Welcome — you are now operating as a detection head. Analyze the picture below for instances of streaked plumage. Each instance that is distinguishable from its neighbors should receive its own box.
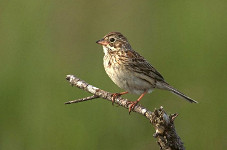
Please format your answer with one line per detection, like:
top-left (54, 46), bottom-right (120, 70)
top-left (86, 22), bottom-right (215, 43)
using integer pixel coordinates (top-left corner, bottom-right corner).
top-left (96, 32), bottom-right (197, 112)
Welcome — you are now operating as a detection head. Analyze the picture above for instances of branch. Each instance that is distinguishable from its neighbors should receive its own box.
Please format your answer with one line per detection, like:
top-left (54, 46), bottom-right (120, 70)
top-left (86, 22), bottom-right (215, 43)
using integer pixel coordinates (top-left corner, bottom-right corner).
top-left (65, 75), bottom-right (185, 150)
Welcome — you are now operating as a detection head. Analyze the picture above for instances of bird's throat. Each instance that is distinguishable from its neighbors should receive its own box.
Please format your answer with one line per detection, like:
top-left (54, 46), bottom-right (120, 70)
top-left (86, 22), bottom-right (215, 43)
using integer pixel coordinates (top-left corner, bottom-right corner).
top-left (103, 46), bottom-right (109, 55)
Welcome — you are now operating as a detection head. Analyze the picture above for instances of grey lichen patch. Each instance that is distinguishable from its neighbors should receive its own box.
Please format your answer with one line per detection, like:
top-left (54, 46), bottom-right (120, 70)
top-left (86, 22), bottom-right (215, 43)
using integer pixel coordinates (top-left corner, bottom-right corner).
top-left (77, 81), bottom-right (83, 87)
top-left (163, 113), bottom-right (170, 124)
top-left (87, 85), bottom-right (99, 94)
top-left (141, 108), bottom-right (147, 115)
top-left (119, 98), bottom-right (128, 106)
top-left (68, 75), bottom-right (76, 82)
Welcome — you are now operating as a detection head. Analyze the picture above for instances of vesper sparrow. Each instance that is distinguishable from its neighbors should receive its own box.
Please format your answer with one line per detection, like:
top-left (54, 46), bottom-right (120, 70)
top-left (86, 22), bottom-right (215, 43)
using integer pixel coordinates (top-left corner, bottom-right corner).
top-left (96, 32), bottom-right (197, 112)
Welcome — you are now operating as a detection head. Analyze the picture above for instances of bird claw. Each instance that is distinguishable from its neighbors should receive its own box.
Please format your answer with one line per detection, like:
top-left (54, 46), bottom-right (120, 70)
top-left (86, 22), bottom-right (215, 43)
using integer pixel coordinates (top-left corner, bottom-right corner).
top-left (111, 92), bottom-right (128, 105)
top-left (128, 101), bottom-right (138, 114)
top-left (111, 93), bottom-right (120, 105)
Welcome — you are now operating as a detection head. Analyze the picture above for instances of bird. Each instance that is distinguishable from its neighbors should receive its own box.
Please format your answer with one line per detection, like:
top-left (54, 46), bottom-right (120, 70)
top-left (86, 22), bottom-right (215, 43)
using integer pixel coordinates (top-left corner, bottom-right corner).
top-left (96, 32), bottom-right (197, 113)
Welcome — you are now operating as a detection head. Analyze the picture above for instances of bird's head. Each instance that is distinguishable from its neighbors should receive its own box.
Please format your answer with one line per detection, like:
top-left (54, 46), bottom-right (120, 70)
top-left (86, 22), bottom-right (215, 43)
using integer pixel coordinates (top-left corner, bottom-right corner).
top-left (96, 32), bottom-right (131, 54)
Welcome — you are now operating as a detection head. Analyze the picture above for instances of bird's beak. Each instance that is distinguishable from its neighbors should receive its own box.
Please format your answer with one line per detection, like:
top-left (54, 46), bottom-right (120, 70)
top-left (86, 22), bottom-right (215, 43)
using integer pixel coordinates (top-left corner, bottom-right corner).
top-left (96, 39), bottom-right (108, 46)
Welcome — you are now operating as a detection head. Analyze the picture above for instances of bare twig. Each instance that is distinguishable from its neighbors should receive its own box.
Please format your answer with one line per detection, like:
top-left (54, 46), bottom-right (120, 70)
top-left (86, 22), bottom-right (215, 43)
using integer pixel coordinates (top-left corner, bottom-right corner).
top-left (65, 75), bottom-right (185, 150)
top-left (65, 95), bottom-right (99, 104)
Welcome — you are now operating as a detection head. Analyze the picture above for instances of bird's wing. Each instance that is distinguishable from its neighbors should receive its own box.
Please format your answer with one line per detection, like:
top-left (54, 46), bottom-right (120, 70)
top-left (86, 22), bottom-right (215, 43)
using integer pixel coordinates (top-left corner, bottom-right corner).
top-left (124, 50), bottom-right (164, 81)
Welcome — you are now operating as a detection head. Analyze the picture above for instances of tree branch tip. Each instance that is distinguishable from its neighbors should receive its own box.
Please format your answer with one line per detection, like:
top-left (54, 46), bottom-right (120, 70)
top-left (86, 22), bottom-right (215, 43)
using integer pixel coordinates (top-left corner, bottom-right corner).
top-left (170, 113), bottom-right (179, 121)
top-left (66, 75), bottom-right (72, 80)
top-left (66, 75), bottom-right (76, 81)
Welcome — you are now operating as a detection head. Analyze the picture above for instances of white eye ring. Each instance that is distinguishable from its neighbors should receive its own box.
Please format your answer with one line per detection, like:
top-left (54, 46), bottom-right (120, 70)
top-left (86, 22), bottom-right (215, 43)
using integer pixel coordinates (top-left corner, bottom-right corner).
top-left (109, 38), bottom-right (115, 42)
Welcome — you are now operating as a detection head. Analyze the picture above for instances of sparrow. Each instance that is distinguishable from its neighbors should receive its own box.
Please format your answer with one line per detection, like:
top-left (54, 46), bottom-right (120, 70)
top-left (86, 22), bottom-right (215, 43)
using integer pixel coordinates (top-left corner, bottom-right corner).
top-left (96, 32), bottom-right (197, 113)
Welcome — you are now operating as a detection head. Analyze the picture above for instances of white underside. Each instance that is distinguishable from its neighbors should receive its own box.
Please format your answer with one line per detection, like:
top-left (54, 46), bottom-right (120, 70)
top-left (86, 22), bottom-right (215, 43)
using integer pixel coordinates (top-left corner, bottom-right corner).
top-left (103, 50), bottom-right (154, 95)
top-left (107, 68), bottom-right (154, 95)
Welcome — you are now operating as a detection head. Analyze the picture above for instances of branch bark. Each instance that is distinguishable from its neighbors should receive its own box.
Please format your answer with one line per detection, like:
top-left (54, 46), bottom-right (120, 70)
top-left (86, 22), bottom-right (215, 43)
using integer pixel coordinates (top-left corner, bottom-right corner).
top-left (65, 75), bottom-right (185, 150)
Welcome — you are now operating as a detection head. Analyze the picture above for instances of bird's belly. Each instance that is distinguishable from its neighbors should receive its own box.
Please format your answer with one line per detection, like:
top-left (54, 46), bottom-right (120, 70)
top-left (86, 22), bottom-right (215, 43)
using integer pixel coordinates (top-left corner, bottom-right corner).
top-left (104, 60), bottom-right (153, 95)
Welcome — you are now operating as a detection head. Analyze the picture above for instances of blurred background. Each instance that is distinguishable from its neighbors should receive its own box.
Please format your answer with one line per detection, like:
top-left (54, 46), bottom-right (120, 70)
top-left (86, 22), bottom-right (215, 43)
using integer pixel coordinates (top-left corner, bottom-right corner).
top-left (0, 0), bottom-right (226, 149)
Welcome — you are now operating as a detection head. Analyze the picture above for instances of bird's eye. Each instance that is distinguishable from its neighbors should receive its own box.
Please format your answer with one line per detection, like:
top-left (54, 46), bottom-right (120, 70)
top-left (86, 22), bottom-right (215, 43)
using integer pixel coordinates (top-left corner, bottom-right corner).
top-left (109, 38), bottom-right (115, 42)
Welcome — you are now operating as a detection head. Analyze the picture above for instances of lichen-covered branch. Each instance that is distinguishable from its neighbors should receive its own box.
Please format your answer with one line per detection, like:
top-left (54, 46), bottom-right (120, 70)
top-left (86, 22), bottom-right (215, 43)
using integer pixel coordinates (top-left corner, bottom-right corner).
top-left (65, 75), bottom-right (185, 150)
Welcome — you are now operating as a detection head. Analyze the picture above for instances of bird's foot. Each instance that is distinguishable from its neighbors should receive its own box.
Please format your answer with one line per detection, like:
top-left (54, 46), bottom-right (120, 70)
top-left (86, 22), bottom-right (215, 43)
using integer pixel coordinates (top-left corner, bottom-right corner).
top-left (111, 93), bottom-right (120, 105)
top-left (127, 91), bottom-right (147, 114)
top-left (127, 101), bottom-right (139, 114)
top-left (111, 91), bottom-right (128, 105)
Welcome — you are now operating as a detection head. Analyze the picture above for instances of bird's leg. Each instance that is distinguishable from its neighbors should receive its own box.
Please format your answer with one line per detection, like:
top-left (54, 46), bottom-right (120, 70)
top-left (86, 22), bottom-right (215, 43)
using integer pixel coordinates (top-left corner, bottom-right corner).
top-left (128, 91), bottom-right (147, 114)
top-left (111, 91), bottom-right (128, 105)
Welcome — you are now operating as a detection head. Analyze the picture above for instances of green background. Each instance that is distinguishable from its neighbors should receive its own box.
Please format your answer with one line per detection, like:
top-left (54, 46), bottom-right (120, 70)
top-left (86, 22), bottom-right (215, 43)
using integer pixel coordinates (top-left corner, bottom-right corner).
top-left (0, 0), bottom-right (226, 150)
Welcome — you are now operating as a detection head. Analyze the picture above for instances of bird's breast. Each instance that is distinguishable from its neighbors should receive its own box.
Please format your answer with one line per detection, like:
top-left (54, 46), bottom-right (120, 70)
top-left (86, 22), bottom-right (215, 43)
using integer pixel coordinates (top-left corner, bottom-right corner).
top-left (103, 54), bottom-right (154, 94)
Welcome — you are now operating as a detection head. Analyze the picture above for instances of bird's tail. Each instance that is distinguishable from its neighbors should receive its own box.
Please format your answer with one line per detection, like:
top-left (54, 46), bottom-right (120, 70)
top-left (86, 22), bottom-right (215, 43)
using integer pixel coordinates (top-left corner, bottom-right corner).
top-left (156, 82), bottom-right (198, 103)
